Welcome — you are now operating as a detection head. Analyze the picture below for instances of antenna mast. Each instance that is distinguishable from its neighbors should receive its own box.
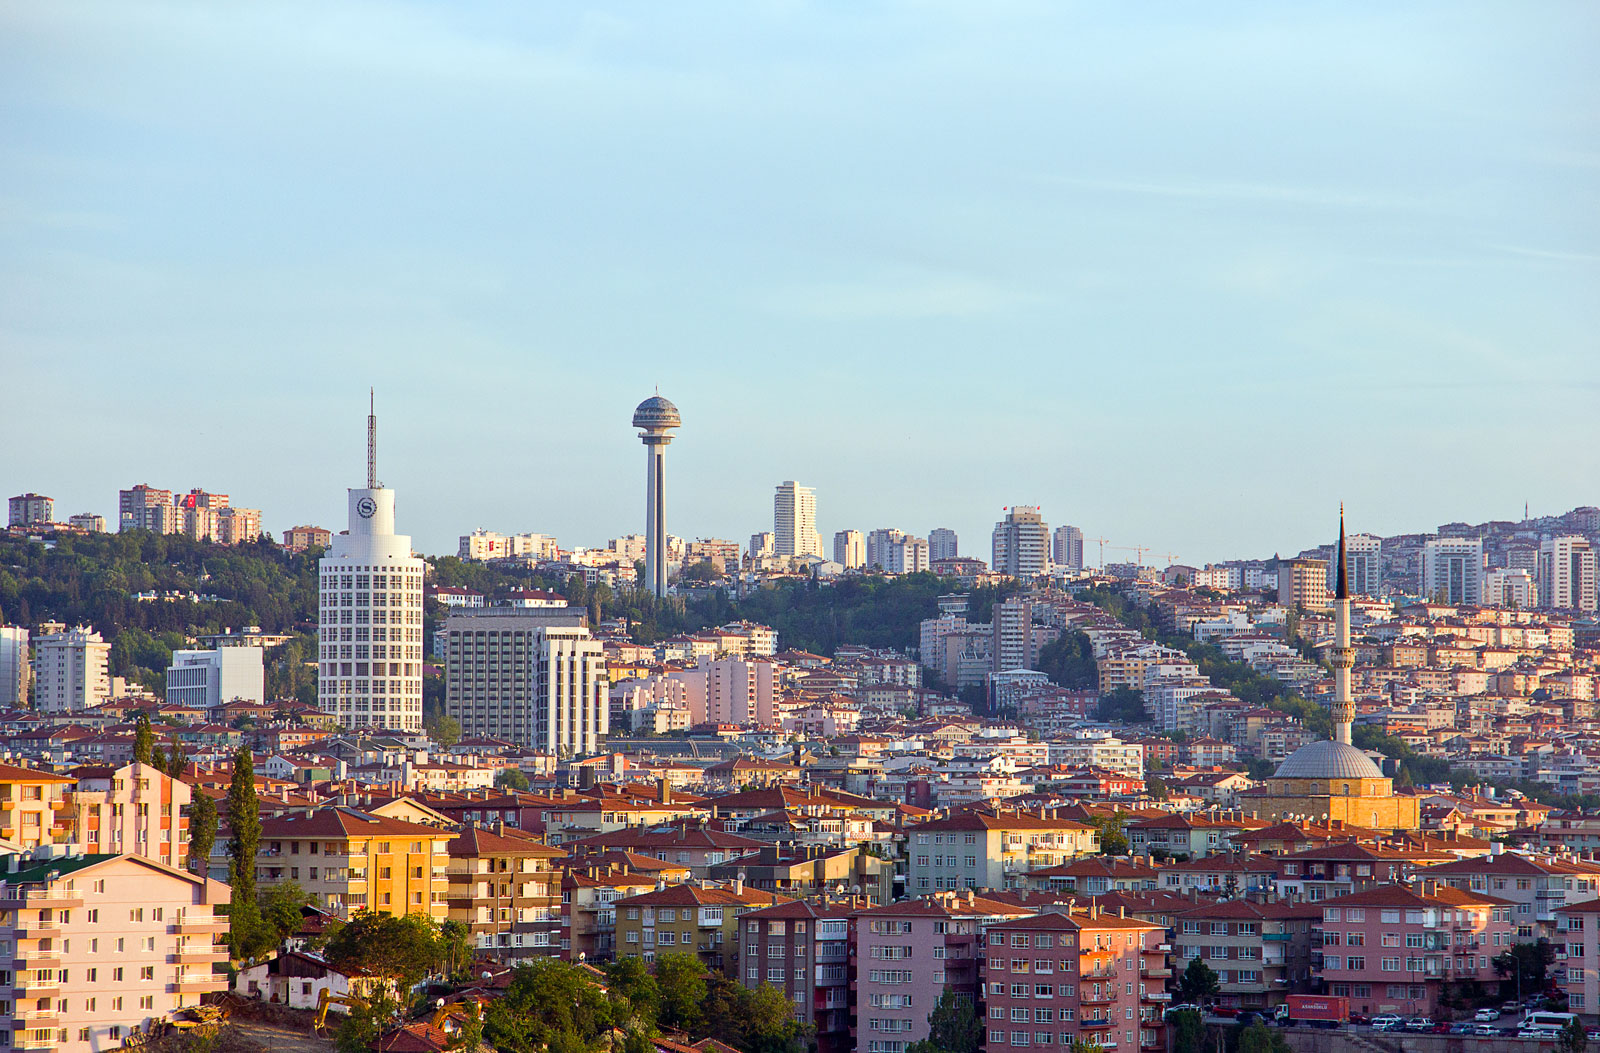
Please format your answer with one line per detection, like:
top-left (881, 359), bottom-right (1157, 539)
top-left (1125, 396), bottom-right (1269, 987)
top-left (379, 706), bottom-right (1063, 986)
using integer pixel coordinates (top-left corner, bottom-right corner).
top-left (367, 388), bottom-right (378, 489)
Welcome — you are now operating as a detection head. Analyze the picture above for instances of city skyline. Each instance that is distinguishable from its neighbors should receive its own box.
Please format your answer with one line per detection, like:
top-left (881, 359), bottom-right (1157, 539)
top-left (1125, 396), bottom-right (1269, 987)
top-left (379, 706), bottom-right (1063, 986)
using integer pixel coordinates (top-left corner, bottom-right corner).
top-left (3, 3), bottom-right (1597, 562)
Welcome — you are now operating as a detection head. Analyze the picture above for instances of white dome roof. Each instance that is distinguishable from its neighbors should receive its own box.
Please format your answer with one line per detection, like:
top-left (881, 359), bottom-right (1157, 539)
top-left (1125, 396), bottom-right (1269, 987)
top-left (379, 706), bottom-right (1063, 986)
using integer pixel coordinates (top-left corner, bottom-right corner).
top-left (1272, 739), bottom-right (1386, 781)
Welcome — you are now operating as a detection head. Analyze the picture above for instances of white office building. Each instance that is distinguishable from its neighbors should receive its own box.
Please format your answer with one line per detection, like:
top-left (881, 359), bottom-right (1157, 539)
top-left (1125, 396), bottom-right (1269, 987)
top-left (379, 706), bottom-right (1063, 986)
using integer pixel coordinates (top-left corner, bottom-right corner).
top-left (166, 646), bottom-right (265, 709)
top-left (1421, 538), bottom-right (1484, 605)
top-left (929, 528), bottom-right (959, 562)
top-left (773, 481), bottom-right (823, 559)
top-left (1539, 536), bottom-right (1598, 612)
top-left (833, 529), bottom-right (865, 570)
top-left (992, 506), bottom-right (1050, 580)
top-left (1483, 569), bottom-right (1538, 609)
top-left (443, 607), bottom-right (607, 754)
top-left (0, 626), bottom-right (28, 707)
top-left (32, 625), bottom-right (111, 713)
top-left (1332, 532), bottom-right (1383, 597)
top-left (317, 401), bottom-right (426, 731)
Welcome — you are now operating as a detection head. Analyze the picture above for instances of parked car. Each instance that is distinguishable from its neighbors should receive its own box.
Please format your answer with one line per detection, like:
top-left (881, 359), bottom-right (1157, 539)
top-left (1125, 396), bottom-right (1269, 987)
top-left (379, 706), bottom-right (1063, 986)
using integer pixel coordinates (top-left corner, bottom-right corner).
top-left (1471, 1026), bottom-right (1500, 1037)
top-left (1475, 1008), bottom-right (1501, 1023)
top-left (1369, 1015), bottom-right (1403, 1031)
top-left (1213, 1007), bottom-right (1239, 1018)
top-left (1585, 1030), bottom-right (1600, 1042)
top-left (1404, 1018), bottom-right (1435, 1032)
top-left (1164, 1005), bottom-right (1201, 1018)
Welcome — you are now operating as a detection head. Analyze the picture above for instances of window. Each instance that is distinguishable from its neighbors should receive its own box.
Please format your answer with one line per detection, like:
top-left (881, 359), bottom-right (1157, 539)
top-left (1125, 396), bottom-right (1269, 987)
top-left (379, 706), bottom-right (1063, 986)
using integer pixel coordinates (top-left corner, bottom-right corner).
top-left (141, 967), bottom-right (154, 981)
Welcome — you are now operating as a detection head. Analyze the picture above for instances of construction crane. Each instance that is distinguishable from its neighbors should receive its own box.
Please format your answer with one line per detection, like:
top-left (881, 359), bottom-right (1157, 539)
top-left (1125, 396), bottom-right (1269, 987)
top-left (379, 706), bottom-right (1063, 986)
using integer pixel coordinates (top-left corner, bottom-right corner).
top-left (1156, 552), bottom-right (1179, 566)
top-left (1085, 537), bottom-right (1111, 568)
top-left (1108, 544), bottom-right (1151, 566)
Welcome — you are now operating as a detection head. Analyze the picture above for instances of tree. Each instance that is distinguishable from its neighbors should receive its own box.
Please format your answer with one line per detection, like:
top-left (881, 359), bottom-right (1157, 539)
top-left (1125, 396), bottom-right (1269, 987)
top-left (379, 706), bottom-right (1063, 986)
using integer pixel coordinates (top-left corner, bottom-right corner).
top-left (440, 919), bottom-right (474, 983)
top-left (1095, 687), bottom-right (1148, 724)
top-left (259, 881), bottom-right (312, 946)
top-left (1238, 1023), bottom-right (1291, 1053)
top-left (1495, 940), bottom-right (1556, 996)
top-left (1147, 777), bottom-right (1169, 801)
top-left (654, 951), bottom-right (707, 1034)
top-left (1169, 1010), bottom-right (1205, 1053)
top-left (133, 714), bottom-right (154, 765)
top-left (906, 990), bottom-right (981, 1053)
top-left (605, 956), bottom-right (660, 1028)
top-left (448, 1003), bottom-right (487, 1053)
top-left (427, 714), bottom-right (462, 747)
top-left (227, 746), bottom-right (262, 957)
top-left (324, 911), bottom-right (444, 993)
top-left (1086, 812), bottom-right (1130, 856)
top-left (151, 744), bottom-right (168, 774)
top-left (335, 988), bottom-right (403, 1053)
top-left (166, 742), bottom-right (188, 779)
top-left (485, 958), bottom-right (621, 1053)
top-left (1178, 957), bottom-right (1221, 1005)
top-left (1558, 1019), bottom-right (1588, 1053)
top-left (188, 788), bottom-right (217, 876)
top-left (496, 768), bottom-right (531, 791)
top-left (701, 979), bottom-right (809, 1053)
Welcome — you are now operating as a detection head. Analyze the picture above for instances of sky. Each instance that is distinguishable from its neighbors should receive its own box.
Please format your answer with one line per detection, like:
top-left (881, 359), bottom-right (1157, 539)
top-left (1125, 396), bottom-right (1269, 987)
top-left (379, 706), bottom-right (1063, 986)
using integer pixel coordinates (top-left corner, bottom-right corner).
top-left (3, 1), bottom-right (1597, 564)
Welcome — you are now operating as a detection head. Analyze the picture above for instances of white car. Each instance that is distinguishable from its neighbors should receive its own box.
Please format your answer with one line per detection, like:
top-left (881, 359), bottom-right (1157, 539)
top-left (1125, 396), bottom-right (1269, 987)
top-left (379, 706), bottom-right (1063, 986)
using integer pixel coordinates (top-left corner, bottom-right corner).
top-left (1369, 1015), bottom-right (1403, 1031)
top-left (1474, 1009), bottom-right (1500, 1023)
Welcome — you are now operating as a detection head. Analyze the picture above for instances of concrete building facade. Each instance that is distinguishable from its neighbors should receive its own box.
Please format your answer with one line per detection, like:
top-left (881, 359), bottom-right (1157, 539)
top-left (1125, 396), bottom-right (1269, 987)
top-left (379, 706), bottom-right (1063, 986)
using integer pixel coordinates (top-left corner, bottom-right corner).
top-left (32, 626), bottom-right (111, 714)
top-left (775, 481), bottom-right (823, 559)
top-left (165, 646), bottom-right (265, 709)
top-left (993, 508), bottom-right (1049, 581)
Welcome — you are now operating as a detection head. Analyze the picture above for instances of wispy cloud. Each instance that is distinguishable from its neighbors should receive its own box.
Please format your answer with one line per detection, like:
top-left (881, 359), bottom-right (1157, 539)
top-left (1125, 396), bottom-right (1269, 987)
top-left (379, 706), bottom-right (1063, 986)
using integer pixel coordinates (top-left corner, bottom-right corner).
top-left (762, 271), bottom-right (1032, 320)
top-left (1489, 244), bottom-right (1600, 264)
top-left (1040, 174), bottom-right (1426, 213)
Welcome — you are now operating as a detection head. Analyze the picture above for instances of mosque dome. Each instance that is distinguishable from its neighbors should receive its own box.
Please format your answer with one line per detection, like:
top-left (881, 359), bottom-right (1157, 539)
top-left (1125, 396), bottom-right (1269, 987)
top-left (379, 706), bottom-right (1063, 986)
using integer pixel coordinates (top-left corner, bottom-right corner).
top-left (632, 396), bottom-right (681, 430)
top-left (1272, 739), bottom-right (1386, 781)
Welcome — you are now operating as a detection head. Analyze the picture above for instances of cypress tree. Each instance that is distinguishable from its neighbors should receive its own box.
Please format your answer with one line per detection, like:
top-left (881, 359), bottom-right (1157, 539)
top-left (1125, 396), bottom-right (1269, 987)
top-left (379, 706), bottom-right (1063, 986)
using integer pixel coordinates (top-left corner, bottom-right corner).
top-left (188, 788), bottom-right (217, 876)
top-left (226, 747), bottom-right (261, 954)
top-left (133, 715), bottom-right (154, 765)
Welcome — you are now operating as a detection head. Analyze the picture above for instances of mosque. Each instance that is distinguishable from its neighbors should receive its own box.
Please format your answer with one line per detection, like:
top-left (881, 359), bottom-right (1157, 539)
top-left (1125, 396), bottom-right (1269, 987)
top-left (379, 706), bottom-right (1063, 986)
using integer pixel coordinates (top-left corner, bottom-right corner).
top-left (1241, 512), bottom-right (1422, 832)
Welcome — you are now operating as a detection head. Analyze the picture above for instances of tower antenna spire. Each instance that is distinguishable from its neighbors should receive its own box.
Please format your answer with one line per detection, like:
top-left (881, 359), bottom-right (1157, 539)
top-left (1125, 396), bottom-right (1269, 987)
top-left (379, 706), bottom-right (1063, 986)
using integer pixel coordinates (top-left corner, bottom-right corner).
top-left (367, 388), bottom-right (378, 489)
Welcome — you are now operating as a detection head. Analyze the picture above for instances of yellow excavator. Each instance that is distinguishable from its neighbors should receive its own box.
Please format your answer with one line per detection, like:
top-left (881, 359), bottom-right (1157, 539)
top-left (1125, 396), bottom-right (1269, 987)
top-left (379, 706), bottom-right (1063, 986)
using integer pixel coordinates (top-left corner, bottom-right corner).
top-left (314, 989), bottom-right (367, 1034)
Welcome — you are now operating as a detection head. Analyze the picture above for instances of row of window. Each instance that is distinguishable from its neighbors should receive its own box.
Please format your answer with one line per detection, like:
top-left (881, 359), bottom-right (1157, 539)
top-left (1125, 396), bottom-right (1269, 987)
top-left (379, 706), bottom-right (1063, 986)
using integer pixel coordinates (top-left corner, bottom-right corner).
top-left (988, 1030), bottom-right (1134, 1047)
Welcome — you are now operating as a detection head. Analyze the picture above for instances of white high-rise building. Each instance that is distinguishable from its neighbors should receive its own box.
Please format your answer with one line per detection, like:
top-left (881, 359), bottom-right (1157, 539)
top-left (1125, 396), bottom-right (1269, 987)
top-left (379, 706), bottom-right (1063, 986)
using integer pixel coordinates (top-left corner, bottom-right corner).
top-left (992, 506), bottom-right (1049, 580)
top-left (833, 529), bottom-right (865, 570)
top-left (1051, 525), bottom-right (1084, 571)
top-left (443, 607), bottom-right (607, 754)
top-left (166, 646), bottom-right (265, 709)
top-left (866, 528), bottom-right (926, 573)
top-left (32, 625), bottom-right (111, 713)
top-left (1539, 536), bottom-right (1598, 612)
top-left (1421, 538), bottom-right (1483, 605)
top-left (0, 626), bottom-right (28, 706)
top-left (929, 528), bottom-right (959, 562)
top-left (1483, 569), bottom-right (1538, 609)
top-left (317, 397), bottom-right (426, 731)
top-left (773, 481), bottom-right (822, 558)
top-left (1331, 532), bottom-right (1383, 597)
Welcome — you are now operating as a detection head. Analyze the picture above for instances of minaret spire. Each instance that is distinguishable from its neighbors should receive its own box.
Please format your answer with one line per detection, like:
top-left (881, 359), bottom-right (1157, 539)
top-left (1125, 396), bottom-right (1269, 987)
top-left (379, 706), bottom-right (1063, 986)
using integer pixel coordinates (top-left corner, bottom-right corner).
top-left (1335, 503), bottom-right (1348, 601)
top-left (1329, 503), bottom-right (1355, 745)
top-left (366, 388), bottom-right (378, 490)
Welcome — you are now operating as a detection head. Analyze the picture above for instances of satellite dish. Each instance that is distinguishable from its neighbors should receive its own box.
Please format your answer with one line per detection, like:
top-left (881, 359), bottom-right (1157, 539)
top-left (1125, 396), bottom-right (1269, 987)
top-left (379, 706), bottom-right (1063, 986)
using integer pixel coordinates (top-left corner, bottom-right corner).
top-left (482, 971), bottom-right (492, 980)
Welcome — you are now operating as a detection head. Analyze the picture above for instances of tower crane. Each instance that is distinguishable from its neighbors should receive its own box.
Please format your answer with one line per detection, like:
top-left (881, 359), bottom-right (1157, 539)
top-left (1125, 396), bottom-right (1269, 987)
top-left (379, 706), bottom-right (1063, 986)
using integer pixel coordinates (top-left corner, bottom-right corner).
top-left (1085, 537), bottom-right (1111, 568)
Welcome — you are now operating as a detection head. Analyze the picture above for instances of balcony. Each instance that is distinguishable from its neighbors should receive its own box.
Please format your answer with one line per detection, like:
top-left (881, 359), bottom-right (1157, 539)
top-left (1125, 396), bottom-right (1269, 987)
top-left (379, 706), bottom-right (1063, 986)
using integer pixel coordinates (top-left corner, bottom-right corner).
top-left (14, 1006), bottom-right (61, 1026)
top-left (171, 914), bottom-right (228, 935)
top-left (171, 945), bottom-right (230, 964)
top-left (14, 973), bottom-right (59, 992)
top-left (1080, 1018), bottom-right (1116, 1030)
top-left (1082, 991), bottom-right (1116, 1005)
top-left (1262, 933), bottom-right (1292, 942)
top-left (14, 918), bottom-right (60, 938)
top-left (0, 889), bottom-right (83, 909)
top-left (14, 951), bottom-right (62, 970)
top-left (1142, 992), bottom-right (1172, 1003)
top-left (173, 972), bottom-right (228, 989)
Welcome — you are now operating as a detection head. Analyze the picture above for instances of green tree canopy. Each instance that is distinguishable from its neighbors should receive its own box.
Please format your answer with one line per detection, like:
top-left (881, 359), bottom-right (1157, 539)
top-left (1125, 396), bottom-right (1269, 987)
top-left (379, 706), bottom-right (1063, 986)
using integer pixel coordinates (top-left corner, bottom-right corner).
top-left (906, 990), bottom-right (981, 1053)
top-left (484, 958), bottom-right (622, 1053)
top-left (324, 911), bottom-right (444, 992)
top-left (187, 788), bottom-right (217, 876)
top-left (496, 768), bottom-right (531, 791)
top-left (226, 746), bottom-right (262, 957)
top-left (605, 956), bottom-right (660, 1028)
top-left (654, 952), bottom-right (708, 1034)
top-left (1178, 957), bottom-right (1221, 1004)
top-left (133, 715), bottom-right (154, 765)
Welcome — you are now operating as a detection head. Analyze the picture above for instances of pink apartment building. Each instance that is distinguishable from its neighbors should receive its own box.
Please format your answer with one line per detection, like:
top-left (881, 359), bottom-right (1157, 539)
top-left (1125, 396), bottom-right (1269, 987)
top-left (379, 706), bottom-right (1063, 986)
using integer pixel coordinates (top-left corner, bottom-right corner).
top-left (1314, 880), bottom-right (1515, 1018)
top-left (0, 853), bottom-right (229, 1053)
top-left (1556, 898), bottom-right (1600, 1017)
top-left (980, 906), bottom-right (1168, 1053)
top-left (853, 893), bottom-right (1033, 1053)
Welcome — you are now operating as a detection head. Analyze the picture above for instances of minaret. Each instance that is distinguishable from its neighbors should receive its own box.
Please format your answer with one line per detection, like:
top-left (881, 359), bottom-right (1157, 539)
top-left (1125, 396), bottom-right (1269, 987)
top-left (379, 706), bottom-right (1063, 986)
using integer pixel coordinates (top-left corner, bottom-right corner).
top-left (633, 395), bottom-right (682, 598)
top-left (1329, 505), bottom-right (1356, 745)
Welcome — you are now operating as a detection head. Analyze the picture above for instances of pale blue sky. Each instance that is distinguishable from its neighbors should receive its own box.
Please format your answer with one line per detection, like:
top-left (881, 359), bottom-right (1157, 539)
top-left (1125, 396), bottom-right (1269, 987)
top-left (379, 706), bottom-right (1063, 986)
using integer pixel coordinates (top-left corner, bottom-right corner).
top-left (3, 2), bottom-right (1596, 562)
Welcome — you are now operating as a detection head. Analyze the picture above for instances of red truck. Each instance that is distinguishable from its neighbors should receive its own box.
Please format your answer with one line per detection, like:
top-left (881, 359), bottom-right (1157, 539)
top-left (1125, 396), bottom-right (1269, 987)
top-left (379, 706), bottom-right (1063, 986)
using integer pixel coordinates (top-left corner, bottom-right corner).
top-left (1276, 995), bottom-right (1350, 1029)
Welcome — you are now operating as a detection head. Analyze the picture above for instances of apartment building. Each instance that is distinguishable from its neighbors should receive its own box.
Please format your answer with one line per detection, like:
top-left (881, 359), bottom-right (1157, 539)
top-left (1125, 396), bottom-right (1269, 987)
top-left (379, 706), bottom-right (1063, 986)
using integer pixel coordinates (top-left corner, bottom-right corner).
top-left (1418, 851), bottom-right (1600, 940)
top-left (930, 528), bottom-right (960, 562)
top-left (1313, 881), bottom-right (1515, 1018)
top-left (980, 905), bottom-right (1168, 1053)
top-left (774, 482), bottom-right (823, 559)
top-left (446, 824), bottom-right (565, 961)
top-left (256, 807), bottom-right (456, 920)
top-left (907, 811), bottom-right (1100, 893)
top-left (0, 626), bottom-right (28, 707)
top-left (1540, 536), bottom-right (1598, 612)
top-left (1277, 559), bottom-right (1328, 611)
top-left (739, 899), bottom-right (855, 1053)
top-left (282, 525), bottom-right (333, 553)
top-left (1051, 526), bottom-right (1084, 572)
top-left (1172, 899), bottom-right (1320, 1013)
top-left (855, 893), bottom-right (1035, 1053)
top-left (834, 531), bottom-right (867, 571)
top-left (118, 485), bottom-right (178, 534)
top-left (613, 879), bottom-right (791, 975)
top-left (31, 626), bottom-right (111, 714)
top-left (443, 607), bottom-right (608, 754)
top-left (7, 494), bottom-right (52, 527)
top-left (561, 865), bottom-right (659, 962)
top-left (63, 762), bottom-right (191, 869)
top-left (0, 764), bottom-right (76, 850)
top-left (0, 852), bottom-right (228, 1053)
top-left (1556, 897), bottom-right (1600, 1016)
